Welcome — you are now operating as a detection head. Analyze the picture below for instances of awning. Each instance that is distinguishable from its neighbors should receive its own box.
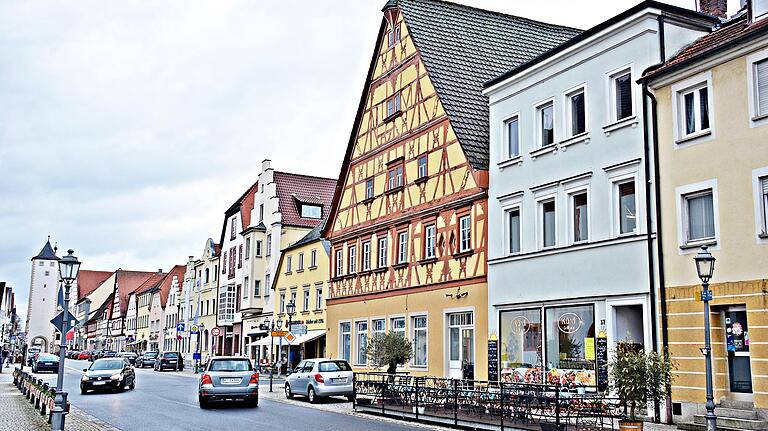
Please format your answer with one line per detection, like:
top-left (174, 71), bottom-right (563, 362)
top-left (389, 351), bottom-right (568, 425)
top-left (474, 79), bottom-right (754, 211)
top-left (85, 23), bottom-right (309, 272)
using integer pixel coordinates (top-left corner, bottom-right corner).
top-left (253, 329), bottom-right (326, 347)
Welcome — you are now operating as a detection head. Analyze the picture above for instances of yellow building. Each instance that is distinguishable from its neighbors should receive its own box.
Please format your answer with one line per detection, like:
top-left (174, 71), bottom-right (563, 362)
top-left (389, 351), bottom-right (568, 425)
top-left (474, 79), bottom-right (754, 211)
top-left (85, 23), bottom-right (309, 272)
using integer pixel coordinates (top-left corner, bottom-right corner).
top-left (264, 224), bottom-right (329, 368)
top-left (643, 5), bottom-right (768, 420)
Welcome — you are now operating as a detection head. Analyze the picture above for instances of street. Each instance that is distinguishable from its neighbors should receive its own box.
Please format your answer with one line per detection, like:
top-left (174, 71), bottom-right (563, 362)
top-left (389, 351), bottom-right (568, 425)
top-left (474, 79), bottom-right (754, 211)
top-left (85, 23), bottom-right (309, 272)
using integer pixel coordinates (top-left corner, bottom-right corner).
top-left (27, 360), bottom-right (426, 431)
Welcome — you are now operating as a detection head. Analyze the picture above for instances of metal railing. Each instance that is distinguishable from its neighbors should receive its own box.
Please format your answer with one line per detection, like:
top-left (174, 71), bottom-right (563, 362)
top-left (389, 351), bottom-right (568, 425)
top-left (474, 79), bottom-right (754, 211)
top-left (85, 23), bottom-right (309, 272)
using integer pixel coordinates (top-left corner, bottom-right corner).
top-left (13, 367), bottom-right (70, 423)
top-left (353, 372), bottom-right (624, 430)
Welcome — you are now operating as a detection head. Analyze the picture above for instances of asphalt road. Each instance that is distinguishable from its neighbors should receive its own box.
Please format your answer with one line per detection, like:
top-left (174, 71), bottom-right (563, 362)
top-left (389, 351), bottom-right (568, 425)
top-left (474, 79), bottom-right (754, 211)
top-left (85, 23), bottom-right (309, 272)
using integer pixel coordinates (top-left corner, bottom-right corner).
top-left (30, 359), bottom-right (424, 431)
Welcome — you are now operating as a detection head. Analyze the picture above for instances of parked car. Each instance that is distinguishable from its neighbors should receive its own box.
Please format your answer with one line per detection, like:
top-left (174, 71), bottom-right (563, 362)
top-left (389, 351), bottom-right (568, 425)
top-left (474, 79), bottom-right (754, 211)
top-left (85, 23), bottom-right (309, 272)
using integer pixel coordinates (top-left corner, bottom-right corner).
top-left (32, 353), bottom-right (59, 373)
top-left (136, 351), bottom-right (158, 368)
top-left (101, 350), bottom-right (117, 358)
top-left (154, 351), bottom-right (183, 371)
top-left (118, 352), bottom-right (138, 365)
top-left (78, 351), bottom-right (91, 360)
top-left (284, 359), bottom-right (354, 403)
top-left (80, 358), bottom-right (135, 394)
top-left (88, 350), bottom-right (103, 361)
top-left (198, 356), bottom-right (258, 408)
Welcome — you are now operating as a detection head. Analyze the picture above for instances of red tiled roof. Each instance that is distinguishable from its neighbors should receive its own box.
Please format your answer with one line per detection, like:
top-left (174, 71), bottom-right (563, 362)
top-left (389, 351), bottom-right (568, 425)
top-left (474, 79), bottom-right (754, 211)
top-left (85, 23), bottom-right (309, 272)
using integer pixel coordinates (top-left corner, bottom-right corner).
top-left (76, 270), bottom-right (113, 299)
top-left (116, 270), bottom-right (163, 319)
top-left (273, 171), bottom-right (336, 228)
top-left (135, 272), bottom-right (165, 295)
top-left (239, 182), bottom-right (258, 229)
top-left (157, 265), bottom-right (186, 307)
top-left (645, 14), bottom-right (768, 79)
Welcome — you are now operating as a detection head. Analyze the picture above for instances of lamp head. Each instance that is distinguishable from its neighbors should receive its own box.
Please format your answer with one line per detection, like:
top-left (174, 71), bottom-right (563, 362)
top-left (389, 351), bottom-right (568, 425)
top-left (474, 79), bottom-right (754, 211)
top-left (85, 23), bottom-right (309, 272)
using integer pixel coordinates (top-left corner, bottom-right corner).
top-left (58, 249), bottom-right (81, 283)
top-left (694, 246), bottom-right (716, 284)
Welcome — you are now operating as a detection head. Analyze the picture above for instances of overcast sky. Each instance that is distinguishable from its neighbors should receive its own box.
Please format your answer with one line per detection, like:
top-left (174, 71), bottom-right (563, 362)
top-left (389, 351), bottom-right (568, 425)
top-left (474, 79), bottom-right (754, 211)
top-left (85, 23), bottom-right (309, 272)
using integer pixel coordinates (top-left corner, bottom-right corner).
top-left (0, 0), bottom-right (736, 324)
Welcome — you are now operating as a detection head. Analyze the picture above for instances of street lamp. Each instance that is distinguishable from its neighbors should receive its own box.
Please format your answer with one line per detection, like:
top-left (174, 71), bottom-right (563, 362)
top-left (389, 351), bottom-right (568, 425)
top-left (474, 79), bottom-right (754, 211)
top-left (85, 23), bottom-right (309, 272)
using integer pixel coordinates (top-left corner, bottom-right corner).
top-left (694, 246), bottom-right (716, 431)
top-left (285, 301), bottom-right (296, 374)
top-left (52, 249), bottom-right (80, 431)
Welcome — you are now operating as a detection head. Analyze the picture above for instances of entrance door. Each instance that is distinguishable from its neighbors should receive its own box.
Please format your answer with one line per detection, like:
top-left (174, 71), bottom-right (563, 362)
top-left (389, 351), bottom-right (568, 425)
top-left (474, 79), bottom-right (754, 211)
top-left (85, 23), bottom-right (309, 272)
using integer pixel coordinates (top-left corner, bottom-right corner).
top-left (447, 312), bottom-right (474, 379)
top-left (724, 307), bottom-right (752, 394)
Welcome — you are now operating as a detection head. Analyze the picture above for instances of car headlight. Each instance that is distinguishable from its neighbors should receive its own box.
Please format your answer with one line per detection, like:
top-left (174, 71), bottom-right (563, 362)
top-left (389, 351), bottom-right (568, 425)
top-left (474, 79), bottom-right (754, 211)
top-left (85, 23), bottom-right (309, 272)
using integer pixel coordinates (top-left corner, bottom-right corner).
top-left (110, 373), bottom-right (122, 381)
top-left (81, 375), bottom-right (89, 382)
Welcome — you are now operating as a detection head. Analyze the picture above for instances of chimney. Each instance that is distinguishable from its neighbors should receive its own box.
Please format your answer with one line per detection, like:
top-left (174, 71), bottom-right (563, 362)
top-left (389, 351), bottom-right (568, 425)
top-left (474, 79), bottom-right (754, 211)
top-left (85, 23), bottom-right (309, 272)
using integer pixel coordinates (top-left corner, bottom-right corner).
top-left (158, 268), bottom-right (163, 274)
top-left (700, 0), bottom-right (727, 18)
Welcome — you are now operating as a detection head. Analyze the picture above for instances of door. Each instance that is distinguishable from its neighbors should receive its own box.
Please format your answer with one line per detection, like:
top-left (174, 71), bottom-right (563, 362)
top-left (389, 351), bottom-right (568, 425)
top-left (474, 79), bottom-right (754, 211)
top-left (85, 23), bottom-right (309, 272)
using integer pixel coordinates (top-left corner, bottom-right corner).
top-left (447, 312), bottom-right (474, 379)
top-left (724, 308), bottom-right (752, 394)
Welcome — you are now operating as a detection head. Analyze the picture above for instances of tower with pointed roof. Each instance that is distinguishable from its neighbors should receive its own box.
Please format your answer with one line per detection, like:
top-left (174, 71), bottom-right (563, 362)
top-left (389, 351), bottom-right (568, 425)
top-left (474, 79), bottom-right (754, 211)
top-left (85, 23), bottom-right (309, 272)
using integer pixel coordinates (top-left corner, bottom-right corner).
top-left (25, 237), bottom-right (61, 352)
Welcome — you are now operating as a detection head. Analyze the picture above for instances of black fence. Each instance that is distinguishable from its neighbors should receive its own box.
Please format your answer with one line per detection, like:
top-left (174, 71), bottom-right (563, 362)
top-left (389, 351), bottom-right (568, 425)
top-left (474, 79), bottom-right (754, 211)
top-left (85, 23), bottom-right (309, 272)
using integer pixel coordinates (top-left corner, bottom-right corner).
top-left (12, 367), bottom-right (70, 423)
top-left (353, 372), bottom-right (624, 430)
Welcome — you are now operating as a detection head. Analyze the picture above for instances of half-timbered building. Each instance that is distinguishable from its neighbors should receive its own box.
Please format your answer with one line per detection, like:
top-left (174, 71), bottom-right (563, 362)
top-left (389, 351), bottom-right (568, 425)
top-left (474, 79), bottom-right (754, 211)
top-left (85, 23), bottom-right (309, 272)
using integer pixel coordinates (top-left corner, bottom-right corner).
top-left (323, 0), bottom-right (579, 379)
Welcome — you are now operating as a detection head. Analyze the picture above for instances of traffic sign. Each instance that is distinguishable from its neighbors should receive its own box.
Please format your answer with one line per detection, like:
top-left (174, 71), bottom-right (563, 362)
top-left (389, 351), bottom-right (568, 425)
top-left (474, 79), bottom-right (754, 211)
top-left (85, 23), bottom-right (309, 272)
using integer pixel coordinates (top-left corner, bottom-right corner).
top-left (50, 309), bottom-right (79, 333)
top-left (176, 323), bottom-right (185, 332)
top-left (285, 333), bottom-right (296, 343)
top-left (190, 324), bottom-right (199, 334)
top-left (271, 330), bottom-right (288, 337)
top-left (290, 324), bottom-right (307, 335)
top-left (211, 327), bottom-right (221, 337)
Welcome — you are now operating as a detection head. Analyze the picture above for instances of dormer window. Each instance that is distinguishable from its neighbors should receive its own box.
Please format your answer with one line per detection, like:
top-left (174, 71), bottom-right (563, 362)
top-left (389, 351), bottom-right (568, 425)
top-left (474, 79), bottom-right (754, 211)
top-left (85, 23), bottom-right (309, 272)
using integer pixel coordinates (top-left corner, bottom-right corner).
top-left (301, 204), bottom-right (322, 219)
top-left (384, 93), bottom-right (402, 120)
top-left (754, 0), bottom-right (768, 20)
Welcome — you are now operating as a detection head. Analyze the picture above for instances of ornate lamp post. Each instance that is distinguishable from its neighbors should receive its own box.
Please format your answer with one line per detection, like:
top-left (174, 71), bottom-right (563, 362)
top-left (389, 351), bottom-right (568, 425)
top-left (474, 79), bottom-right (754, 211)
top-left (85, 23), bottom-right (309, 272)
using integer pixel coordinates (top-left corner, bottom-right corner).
top-left (285, 300), bottom-right (296, 371)
top-left (52, 249), bottom-right (81, 431)
top-left (694, 246), bottom-right (716, 431)
top-left (268, 317), bottom-right (283, 392)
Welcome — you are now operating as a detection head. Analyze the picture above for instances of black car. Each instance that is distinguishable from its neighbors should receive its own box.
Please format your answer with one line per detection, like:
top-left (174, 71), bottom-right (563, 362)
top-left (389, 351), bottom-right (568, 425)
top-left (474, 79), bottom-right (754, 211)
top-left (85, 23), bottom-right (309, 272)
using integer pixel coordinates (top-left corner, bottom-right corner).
top-left (154, 351), bottom-right (184, 371)
top-left (80, 358), bottom-right (135, 394)
top-left (118, 352), bottom-right (138, 365)
top-left (136, 351), bottom-right (158, 368)
top-left (32, 353), bottom-right (59, 373)
top-left (89, 350), bottom-right (103, 361)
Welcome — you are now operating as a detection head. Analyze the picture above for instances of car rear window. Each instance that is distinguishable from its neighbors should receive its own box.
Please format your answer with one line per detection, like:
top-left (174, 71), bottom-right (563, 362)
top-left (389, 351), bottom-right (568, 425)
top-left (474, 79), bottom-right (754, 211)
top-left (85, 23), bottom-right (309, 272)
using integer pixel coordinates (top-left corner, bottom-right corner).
top-left (319, 361), bottom-right (352, 372)
top-left (38, 354), bottom-right (58, 361)
top-left (144, 352), bottom-right (158, 358)
top-left (164, 352), bottom-right (178, 358)
top-left (209, 359), bottom-right (252, 372)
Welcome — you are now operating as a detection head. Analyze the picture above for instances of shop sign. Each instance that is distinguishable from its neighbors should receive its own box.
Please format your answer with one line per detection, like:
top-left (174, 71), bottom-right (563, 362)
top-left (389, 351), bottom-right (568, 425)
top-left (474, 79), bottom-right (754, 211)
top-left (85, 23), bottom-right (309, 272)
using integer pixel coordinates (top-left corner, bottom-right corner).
top-left (510, 315), bottom-right (531, 335)
top-left (488, 337), bottom-right (499, 382)
top-left (557, 312), bottom-right (584, 334)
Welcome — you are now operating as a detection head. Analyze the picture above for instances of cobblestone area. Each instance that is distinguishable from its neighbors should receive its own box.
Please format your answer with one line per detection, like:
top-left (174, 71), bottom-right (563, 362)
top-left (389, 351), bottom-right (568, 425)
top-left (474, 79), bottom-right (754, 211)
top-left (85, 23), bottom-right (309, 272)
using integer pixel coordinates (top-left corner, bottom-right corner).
top-left (0, 372), bottom-right (120, 431)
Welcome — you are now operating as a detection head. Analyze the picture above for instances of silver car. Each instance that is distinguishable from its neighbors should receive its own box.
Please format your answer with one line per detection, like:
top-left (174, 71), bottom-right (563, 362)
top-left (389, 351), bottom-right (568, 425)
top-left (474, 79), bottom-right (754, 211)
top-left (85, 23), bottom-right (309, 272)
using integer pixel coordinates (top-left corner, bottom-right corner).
top-left (198, 356), bottom-right (258, 408)
top-left (284, 358), bottom-right (354, 403)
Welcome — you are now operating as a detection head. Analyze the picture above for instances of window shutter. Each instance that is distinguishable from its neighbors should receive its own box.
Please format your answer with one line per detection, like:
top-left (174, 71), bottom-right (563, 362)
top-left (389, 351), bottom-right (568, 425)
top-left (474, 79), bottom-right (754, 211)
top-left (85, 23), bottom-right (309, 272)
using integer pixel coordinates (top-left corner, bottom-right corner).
top-left (757, 60), bottom-right (768, 116)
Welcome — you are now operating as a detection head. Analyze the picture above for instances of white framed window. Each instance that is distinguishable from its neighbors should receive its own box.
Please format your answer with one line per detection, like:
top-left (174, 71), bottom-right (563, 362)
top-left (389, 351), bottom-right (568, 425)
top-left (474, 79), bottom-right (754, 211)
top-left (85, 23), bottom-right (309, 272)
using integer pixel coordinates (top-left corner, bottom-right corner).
top-left (570, 191), bottom-right (589, 243)
top-left (536, 100), bottom-right (555, 148)
top-left (266, 234), bottom-right (272, 256)
top-left (609, 67), bottom-right (633, 122)
top-left (506, 207), bottom-right (521, 254)
top-left (298, 252), bottom-right (304, 271)
top-left (335, 249), bottom-right (343, 277)
top-left (365, 178), bottom-right (374, 199)
top-left (310, 249), bottom-right (317, 268)
top-left (747, 48), bottom-right (768, 126)
top-left (279, 291), bottom-right (286, 314)
top-left (676, 179), bottom-right (720, 251)
top-left (315, 284), bottom-right (323, 310)
top-left (378, 236), bottom-right (388, 268)
top-left (355, 321), bottom-right (368, 366)
top-left (245, 237), bottom-right (251, 260)
top-left (303, 288), bottom-right (310, 311)
top-left (397, 231), bottom-right (408, 264)
top-left (411, 315), bottom-right (428, 367)
top-left (566, 86), bottom-right (586, 137)
top-left (424, 224), bottom-right (436, 259)
top-left (254, 280), bottom-right (261, 297)
top-left (671, 71), bottom-right (714, 145)
top-left (417, 155), bottom-right (428, 179)
top-left (539, 198), bottom-right (556, 249)
top-left (264, 274), bottom-right (271, 298)
top-left (459, 215), bottom-right (471, 252)
top-left (286, 256), bottom-right (292, 273)
top-left (372, 318), bottom-right (386, 338)
top-left (339, 322), bottom-right (351, 362)
top-left (617, 181), bottom-right (637, 235)
top-left (243, 276), bottom-right (249, 298)
top-left (301, 204), bottom-right (322, 219)
top-left (391, 316), bottom-right (406, 338)
top-left (385, 93), bottom-right (401, 118)
top-left (255, 240), bottom-right (262, 257)
top-left (753, 167), bottom-right (768, 241)
top-left (502, 114), bottom-right (520, 159)
top-left (290, 289), bottom-right (296, 310)
top-left (348, 245), bottom-right (357, 274)
top-left (753, 0), bottom-right (768, 21)
top-left (362, 241), bottom-right (371, 271)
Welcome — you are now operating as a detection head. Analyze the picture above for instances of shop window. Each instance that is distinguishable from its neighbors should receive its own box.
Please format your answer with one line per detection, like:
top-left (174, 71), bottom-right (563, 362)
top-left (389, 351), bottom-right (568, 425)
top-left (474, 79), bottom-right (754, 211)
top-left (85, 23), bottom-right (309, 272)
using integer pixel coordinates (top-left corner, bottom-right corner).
top-left (545, 304), bottom-right (596, 385)
top-left (499, 309), bottom-right (543, 380)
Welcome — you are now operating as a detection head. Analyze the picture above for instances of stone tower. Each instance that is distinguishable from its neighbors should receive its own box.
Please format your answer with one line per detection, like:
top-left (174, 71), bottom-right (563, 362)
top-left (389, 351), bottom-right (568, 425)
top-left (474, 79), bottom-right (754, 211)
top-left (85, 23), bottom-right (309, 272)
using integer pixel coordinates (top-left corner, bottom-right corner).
top-left (25, 237), bottom-right (60, 352)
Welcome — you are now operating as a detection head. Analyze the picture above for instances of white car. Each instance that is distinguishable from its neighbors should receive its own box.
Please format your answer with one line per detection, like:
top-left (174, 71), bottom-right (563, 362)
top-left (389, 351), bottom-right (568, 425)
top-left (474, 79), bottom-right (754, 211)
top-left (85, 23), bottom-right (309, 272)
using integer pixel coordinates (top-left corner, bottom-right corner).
top-left (284, 358), bottom-right (354, 403)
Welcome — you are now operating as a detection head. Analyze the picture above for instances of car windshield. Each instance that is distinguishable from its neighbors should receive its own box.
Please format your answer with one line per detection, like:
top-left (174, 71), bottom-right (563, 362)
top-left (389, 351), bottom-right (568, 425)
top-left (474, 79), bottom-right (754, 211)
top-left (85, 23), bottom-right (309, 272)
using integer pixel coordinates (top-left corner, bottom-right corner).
top-left (143, 352), bottom-right (158, 358)
top-left (90, 359), bottom-right (123, 371)
top-left (208, 359), bottom-right (252, 372)
top-left (164, 352), bottom-right (178, 358)
top-left (38, 354), bottom-right (58, 361)
top-left (319, 361), bottom-right (352, 372)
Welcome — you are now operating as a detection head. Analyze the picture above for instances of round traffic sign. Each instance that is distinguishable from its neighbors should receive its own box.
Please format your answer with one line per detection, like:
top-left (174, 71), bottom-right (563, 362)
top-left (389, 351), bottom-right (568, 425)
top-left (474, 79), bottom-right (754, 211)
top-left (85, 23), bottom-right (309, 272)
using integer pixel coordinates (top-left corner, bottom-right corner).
top-left (211, 327), bottom-right (221, 337)
top-left (190, 324), bottom-right (199, 334)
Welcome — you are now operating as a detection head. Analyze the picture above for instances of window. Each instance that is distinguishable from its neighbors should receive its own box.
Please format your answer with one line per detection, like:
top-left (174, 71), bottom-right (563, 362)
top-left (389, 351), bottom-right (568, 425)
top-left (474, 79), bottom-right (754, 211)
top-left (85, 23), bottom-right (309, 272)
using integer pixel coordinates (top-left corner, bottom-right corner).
top-left (348, 245), bottom-right (357, 274)
top-left (315, 285), bottom-right (323, 310)
top-left (397, 231), bottom-right (408, 264)
top-left (266, 234), bottom-right (271, 256)
top-left (387, 164), bottom-right (403, 190)
top-left (310, 249), bottom-right (317, 268)
top-left (218, 285), bottom-right (235, 323)
top-left (391, 317), bottom-right (406, 338)
top-left (279, 292), bottom-right (286, 314)
top-left (301, 204), bottom-right (322, 219)
top-left (507, 208), bottom-right (521, 254)
top-left (612, 70), bottom-right (633, 121)
top-left (678, 83), bottom-right (711, 137)
top-left (545, 304), bottom-right (596, 376)
top-left (568, 89), bottom-right (586, 136)
top-left (538, 101), bottom-right (554, 147)
top-left (759, 175), bottom-right (768, 235)
top-left (424, 224), bottom-right (436, 259)
top-left (214, 265), bottom-right (218, 281)
top-left (618, 181), bottom-right (637, 234)
top-left (356, 321), bottom-right (368, 365)
top-left (303, 289), bottom-right (310, 311)
top-left (222, 252), bottom-right (227, 274)
top-left (572, 192), bottom-right (588, 243)
top-left (362, 241), bottom-right (371, 271)
top-left (245, 238), bottom-right (251, 260)
top-left (243, 277), bottom-right (249, 298)
top-left (340, 322), bottom-right (351, 362)
top-left (378, 236), bottom-right (388, 268)
top-left (264, 274), bottom-right (270, 298)
top-left (286, 256), bottom-right (292, 273)
top-left (541, 199), bottom-right (556, 248)
top-left (365, 178), bottom-right (374, 199)
top-left (459, 215), bottom-right (471, 252)
top-left (255, 240), bottom-right (262, 257)
top-left (231, 216), bottom-right (237, 240)
top-left (335, 249), bottom-right (343, 277)
top-left (254, 280), bottom-right (261, 297)
top-left (754, 59), bottom-right (768, 117)
top-left (684, 191), bottom-right (715, 243)
top-left (385, 93), bottom-right (401, 119)
top-left (412, 316), bottom-right (427, 367)
top-left (504, 116), bottom-right (520, 158)
top-left (387, 22), bottom-right (401, 47)
top-left (372, 319), bottom-right (386, 338)
top-left (753, 0), bottom-right (768, 20)
top-left (417, 155), bottom-right (428, 179)
top-left (259, 204), bottom-right (264, 223)
top-left (238, 244), bottom-right (243, 268)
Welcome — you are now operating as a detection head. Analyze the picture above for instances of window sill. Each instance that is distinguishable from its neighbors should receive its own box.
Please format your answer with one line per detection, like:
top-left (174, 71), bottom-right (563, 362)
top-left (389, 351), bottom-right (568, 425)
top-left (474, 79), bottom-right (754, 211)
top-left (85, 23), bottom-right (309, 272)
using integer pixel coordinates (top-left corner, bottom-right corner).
top-left (453, 250), bottom-right (474, 259)
top-left (759, 233), bottom-right (768, 239)
top-left (498, 156), bottom-right (522, 170)
top-left (680, 238), bottom-right (717, 250)
top-left (530, 144), bottom-right (557, 160)
top-left (414, 176), bottom-right (429, 185)
top-left (602, 116), bottom-right (638, 136)
top-left (418, 257), bottom-right (438, 265)
top-left (372, 267), bottom-right (388, 274)
top-left (386, 156), bottom-right (405, 166)
top-left (285, 271), bottom-right (292, 276)
top-left (392, 262), bottom-right (408, 270)
top-left (385, 185), bottom-right (404, 195)
top-left (383, 111), bottom-right (402, 123)
top-left (558, 132), bottom-right (590, 150)
top-left (300, 311), bottom-right (310, 315)
top-left (752, 113), bottom-right (768, 122)
top-left (676, 130), bottom-right (712, 145)
top-left (296, 269), bottom-right (304, 273)
top-left (358, 269), bottom-right (372, 276)
top-left (361, 197), bottom-right (375, 205)
top-left (308, 266), bottom-right (317, 271)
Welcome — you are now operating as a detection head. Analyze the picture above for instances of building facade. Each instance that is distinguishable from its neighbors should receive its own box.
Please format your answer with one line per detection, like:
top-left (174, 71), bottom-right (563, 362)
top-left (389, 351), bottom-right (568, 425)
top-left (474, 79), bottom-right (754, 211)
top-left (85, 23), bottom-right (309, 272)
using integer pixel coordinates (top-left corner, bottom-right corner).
top-left (25, 239), bottom-right (60, 352)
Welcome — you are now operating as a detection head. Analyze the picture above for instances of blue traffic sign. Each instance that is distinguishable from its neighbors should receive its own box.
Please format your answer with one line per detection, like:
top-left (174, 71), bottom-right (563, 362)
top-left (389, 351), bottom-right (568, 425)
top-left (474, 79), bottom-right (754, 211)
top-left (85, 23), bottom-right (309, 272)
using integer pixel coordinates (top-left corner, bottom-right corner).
top-left (176, 323), bottom-right (185, 332)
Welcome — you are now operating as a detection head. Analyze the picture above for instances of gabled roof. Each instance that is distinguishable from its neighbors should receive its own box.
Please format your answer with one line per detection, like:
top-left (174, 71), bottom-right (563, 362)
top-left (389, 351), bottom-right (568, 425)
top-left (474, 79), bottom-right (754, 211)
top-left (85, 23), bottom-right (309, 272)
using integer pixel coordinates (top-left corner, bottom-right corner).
top-left (282, 220), bottom-right (327, 253)
top-left (274, 171), bottom-right (336, 228)
top-left (643, 12), bottom-right (768, 80)
top-left (114, 270), bottom-right (161, 319)
top-left (156, 265), bottom-right (186, 308)
top-left (32, 238), bottom-right (59, 261)
top-left (398, 0), bottom-right (581, 170)
top-left (135, 272), bottom-right (165, 296)
top-left (85, 292), bottom-right (114, 325)
top-left (219, 181), bottom-right (258, 247)
top-left (76, 270), bottom-right (113, 299)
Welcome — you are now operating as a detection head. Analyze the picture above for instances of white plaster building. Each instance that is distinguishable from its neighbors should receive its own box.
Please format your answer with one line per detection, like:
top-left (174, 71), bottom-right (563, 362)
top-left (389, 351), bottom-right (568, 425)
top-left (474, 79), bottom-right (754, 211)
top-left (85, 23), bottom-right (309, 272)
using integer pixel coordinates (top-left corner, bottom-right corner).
top-left (25, 239), bottom-right (60, 352)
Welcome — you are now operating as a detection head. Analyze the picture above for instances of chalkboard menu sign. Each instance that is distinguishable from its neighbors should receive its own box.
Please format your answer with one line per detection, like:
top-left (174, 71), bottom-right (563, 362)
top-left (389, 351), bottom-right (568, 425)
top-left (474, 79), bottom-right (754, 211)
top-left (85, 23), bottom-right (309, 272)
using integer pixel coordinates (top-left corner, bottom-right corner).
top-left (596, 335), bottom-right (609, 391)
top-left (488, 339), bottom-right (499, 382)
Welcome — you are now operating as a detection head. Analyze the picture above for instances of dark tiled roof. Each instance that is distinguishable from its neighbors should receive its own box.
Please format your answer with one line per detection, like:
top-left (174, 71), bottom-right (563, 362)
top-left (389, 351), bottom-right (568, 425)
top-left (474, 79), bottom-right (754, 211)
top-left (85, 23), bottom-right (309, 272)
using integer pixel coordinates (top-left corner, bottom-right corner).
top-left (644, 13), bottom-right (768, 79)
top-left (32, 239), bottom-right (59, 261)
top-left (398, 0), bottom-right (581, 170)
top-left (76, 270), bottom-right (113, 299)
top-left (274, 171), bottom-right (336, 228)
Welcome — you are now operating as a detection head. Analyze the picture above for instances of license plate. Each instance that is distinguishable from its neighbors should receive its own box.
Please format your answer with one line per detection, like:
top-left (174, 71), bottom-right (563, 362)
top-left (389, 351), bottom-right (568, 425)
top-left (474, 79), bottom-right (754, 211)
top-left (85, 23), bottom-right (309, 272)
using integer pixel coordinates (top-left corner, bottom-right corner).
top-left (221, 378), bottom-right (241, 384)
top-left (44, 363), bottom-right (53, 365)
top-left (168, 360), bottom-right (176, 363)
top-left (93, 381), bottom-right (106, 386)
top-left (331, 377), bottom-right (347, 383)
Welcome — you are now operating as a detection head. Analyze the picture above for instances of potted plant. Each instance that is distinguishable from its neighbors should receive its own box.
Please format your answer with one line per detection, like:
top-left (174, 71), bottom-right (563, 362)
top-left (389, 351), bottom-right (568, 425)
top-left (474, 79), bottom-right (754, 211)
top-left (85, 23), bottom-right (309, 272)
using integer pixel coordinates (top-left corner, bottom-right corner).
top-left (365, 333), bottom-right (414, 408)
top-left (609, 343), bottom-right (673, 431)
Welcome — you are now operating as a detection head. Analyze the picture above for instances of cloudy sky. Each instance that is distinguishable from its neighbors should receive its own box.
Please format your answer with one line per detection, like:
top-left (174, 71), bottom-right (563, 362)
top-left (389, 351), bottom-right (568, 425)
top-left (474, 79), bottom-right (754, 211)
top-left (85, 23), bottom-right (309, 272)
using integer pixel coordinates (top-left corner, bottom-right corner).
top-left (0, 0), bottom-right (734, 324)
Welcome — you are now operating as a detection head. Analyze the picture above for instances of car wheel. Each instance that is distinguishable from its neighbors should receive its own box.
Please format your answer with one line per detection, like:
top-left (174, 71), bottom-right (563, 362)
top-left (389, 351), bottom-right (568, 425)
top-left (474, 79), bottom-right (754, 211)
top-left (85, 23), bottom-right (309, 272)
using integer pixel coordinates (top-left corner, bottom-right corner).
top-left (247, 397), bottom-right (258, 408)
top-left (284, 383), bottom-right (293, 399)
top-left (129, 379), bottom-right (135, 390)
top-left (198, 396), bottom-right (210, 409)
top-left (308, 386), bottom-right (318, 404)
top-left (347, 394), bottom-right (355, 402)
top-left (80, 386), bottom-right (87, 395)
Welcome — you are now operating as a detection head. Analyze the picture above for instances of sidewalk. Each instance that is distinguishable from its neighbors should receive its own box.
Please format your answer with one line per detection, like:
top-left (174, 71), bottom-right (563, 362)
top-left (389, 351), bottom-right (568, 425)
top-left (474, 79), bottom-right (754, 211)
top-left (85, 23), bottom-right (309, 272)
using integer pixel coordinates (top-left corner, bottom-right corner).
top-left (0, 370), bottom-right (120, 431)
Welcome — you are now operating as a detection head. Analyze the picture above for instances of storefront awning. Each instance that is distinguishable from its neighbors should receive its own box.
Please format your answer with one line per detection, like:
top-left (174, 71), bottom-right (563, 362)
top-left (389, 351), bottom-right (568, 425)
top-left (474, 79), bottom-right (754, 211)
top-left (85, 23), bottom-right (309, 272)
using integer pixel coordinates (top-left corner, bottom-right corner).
top-left (253, 329), bottom-right (326, 347)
